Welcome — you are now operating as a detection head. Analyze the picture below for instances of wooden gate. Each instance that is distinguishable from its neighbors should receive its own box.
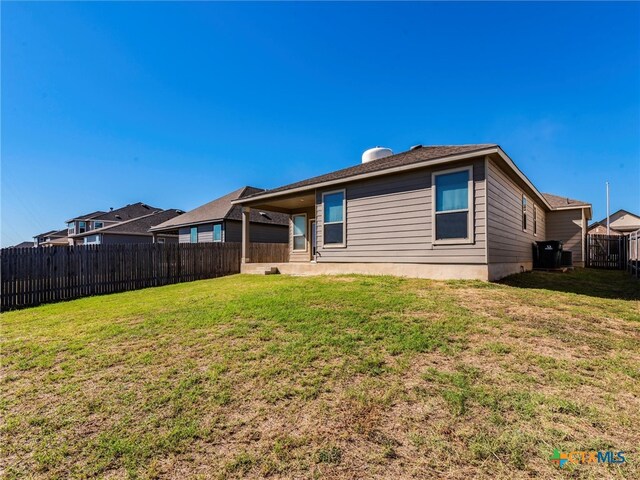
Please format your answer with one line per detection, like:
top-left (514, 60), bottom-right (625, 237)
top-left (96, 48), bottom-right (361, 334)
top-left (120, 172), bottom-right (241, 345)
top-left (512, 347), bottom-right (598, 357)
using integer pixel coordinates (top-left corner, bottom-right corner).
top-left (586, 234), bottom-right (628, 269)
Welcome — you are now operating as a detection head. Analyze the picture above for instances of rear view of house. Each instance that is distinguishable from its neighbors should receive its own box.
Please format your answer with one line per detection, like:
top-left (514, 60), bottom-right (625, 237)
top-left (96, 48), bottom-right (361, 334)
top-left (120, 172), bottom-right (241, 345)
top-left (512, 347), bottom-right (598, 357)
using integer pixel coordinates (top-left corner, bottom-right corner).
top-left (234, 144), bottom-right (592, 281)
top-left (67, 203), bottom-right (164, 245)
top-left (78, 209), bottom-right (184, 245)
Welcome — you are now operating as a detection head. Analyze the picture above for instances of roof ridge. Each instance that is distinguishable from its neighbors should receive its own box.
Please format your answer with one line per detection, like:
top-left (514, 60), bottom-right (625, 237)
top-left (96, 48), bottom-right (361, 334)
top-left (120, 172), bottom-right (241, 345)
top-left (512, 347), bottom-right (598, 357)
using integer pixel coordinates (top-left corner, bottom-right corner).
top-left (83, 210), bottom-right (164, 234)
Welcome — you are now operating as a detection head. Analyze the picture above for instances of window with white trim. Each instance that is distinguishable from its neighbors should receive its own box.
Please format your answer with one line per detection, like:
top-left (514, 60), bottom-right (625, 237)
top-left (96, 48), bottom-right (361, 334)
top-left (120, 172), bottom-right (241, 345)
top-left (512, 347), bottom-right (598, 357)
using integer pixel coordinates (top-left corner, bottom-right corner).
top-left (213, 223), bottom-right (222, 242)
top-left (68, 222), bottom-right (75, 235)
top-left (522, 195), bottom-right (527, 231)
top-left (323, 190), bottom-right (345, 246)
top-left (78, 221), bottom-right (86, 234)
top-left (94, 221), bottom-right (104, 229)
top-left (292, 214), bottom-right (307, 251)
top-left (190, 226), bottom-right (198, 243)
top-left (433, 168), bottom-right (472, 241)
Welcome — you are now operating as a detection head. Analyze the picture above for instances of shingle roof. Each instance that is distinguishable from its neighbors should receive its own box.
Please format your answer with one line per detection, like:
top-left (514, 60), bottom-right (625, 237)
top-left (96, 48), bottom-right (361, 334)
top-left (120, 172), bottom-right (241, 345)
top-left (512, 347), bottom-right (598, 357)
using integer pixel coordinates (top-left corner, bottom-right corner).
top-left (92, 203), bottom-right (163, 222)
top-left (50, 229), bottom-right (68, 238)
top-left (10, 241), bottom-right (34, 249)
top-left (34, 229), bottom-right (58, 238)
top-left (66, 210), bottom-right (106, 223)
top-left (149, 186), bottom-right (289, 232)
top-left (240, 144), bottom-right (496, 199)
top-left (542, 193), bottom-right (590, 208)
top-left (92, 209), bottom-right (185, 236)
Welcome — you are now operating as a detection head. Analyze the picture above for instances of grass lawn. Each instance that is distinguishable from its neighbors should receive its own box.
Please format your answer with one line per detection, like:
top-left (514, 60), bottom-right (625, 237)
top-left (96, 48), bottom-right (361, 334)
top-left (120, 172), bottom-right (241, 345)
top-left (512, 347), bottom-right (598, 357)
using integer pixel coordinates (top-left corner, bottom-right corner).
top-left (1, 269), bottom-right (639, 479)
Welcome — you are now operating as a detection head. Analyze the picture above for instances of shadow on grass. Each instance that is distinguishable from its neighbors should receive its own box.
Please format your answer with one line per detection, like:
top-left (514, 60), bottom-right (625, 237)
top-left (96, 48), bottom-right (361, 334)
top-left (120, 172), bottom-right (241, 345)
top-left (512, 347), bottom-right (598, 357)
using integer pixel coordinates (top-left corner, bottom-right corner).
top-left (499, 268), bottom-right (640, 301)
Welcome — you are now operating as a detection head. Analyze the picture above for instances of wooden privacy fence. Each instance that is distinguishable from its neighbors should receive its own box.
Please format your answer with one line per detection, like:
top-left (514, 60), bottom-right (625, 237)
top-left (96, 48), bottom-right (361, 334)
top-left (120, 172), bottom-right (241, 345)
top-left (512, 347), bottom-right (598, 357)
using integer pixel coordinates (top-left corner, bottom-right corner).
top-left (249, 242), bottom-right (289, 263)
top-left (585, 234), bottom-right (628, 269)
top-left (628, 229), bottom-right (640, 279)
top-left (0, 242), bottom-right (263, 311)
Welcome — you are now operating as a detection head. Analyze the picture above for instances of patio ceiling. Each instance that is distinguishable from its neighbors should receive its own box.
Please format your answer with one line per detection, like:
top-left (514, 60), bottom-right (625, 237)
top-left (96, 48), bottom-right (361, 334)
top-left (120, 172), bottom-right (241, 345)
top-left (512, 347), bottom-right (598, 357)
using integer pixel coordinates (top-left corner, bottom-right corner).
top-left (240, 191), bottom-right (315, 213)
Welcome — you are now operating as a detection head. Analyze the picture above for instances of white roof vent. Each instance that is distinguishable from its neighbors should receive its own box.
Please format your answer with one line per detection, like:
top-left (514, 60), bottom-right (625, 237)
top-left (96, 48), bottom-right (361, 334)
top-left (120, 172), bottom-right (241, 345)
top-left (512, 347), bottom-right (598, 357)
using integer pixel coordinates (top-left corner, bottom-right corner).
top-left (362, 146), bottom-right (393, 164)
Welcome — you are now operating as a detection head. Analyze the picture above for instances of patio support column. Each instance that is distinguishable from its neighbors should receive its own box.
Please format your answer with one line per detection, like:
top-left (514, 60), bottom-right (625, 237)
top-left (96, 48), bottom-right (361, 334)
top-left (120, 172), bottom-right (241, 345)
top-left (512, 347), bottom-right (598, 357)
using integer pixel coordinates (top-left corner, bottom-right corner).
top-left (242, 207), bottom-right (251, 264)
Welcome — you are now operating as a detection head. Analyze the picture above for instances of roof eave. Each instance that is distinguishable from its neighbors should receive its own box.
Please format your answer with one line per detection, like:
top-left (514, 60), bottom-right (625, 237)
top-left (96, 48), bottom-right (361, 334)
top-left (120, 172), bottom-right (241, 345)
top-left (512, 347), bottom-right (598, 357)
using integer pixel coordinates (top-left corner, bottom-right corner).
top-left (149, 217), bottom-right (225, 232)
top-left (232, 147), bottom-right (501, 206)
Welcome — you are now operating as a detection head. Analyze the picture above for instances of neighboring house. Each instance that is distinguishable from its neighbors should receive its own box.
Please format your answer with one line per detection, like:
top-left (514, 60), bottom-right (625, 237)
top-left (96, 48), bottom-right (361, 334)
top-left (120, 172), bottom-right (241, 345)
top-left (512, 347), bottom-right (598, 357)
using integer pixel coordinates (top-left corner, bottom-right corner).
top-left (588, 209), bottom-right (640, 235)
top-left (234, 144), bottom-right (592, 280)
top-left (149, 186), bottom-right (289, 244)
top-left (8, 241), bottom-right (35, 249)
top-left (65, 210), bottom-right (107, 243)
top-left (33, 229), bottom-right (69, 247)
top-left (74, 209), bottom-right (184, 245)
top-left (67, 203), bottom-right (163, 245)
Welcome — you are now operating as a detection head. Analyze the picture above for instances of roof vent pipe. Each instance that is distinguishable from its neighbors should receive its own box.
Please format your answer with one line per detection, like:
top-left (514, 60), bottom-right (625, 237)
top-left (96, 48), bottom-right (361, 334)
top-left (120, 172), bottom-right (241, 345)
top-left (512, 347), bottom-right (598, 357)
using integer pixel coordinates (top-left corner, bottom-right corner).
top-left (362, 146), bottom-right (393, 164)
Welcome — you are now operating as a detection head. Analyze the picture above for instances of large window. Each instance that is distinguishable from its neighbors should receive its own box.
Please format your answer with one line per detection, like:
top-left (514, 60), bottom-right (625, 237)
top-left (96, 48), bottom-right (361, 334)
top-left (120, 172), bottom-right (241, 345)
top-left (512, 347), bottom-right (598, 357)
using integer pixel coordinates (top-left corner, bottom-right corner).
top-left (94, 221), bottom-right (103, 229)
top-left (213, 223), bottom-right (222, 242)
top-left (190, 226), bottom-right (198, 243)
top-left (78, 221), bottom-right (86, 234)
top-left (522, 195), bottom-right (527, 231)
top-left (433, 168), bottom-right (472, 242)
top-left (323, 190), bottom-right (345, 246)
top-left (292, 214), bottom-right (307, 251)
top-left (68, 222), bottom-right (75, 235)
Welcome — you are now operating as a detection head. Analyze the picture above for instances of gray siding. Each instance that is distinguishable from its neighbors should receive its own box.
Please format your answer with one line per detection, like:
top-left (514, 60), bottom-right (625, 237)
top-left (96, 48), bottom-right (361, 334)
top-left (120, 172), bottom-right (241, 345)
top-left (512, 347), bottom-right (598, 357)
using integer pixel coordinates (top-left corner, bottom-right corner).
top-left (225, 220), bottom-right (288, 244)
top-left (486, 158), bottom-right (547, 264)
top-left (546, 209), bottom-right (585, 265)
top-left (313, 159), bottom-right (487, 264)
top-left (178, 223), bottom-right (222, 243)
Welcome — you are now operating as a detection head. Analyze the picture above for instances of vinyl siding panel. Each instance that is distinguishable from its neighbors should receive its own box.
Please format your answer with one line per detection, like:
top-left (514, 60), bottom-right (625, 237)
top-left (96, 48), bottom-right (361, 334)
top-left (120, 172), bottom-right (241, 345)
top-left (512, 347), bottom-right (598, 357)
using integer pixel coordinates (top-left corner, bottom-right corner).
top-left (546, 209), bottom-right (584, 264)
top-left (486, 158), bottom-right (546, 264)
top-left (314, 160), bottom-right (487, 264)
top-left (178, 223), bottom-right (221, 243)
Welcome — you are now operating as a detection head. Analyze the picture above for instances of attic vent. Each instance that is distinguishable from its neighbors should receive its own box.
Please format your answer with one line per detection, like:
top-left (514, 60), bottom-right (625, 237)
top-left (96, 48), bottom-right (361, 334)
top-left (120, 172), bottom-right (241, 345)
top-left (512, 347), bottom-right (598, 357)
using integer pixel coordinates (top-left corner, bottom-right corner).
top-left (410, 144), bottom-right (423, 150)
top-left (115, 214), bottom-right (122, 219)
top-left (259, 211), bottom-right (272, 220)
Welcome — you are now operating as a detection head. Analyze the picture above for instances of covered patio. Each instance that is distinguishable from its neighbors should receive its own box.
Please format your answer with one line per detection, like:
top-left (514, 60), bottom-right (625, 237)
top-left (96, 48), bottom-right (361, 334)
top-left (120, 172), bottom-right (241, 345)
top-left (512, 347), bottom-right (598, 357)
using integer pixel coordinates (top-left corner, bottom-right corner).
top-left (233, 190), bottom-right (316, 270)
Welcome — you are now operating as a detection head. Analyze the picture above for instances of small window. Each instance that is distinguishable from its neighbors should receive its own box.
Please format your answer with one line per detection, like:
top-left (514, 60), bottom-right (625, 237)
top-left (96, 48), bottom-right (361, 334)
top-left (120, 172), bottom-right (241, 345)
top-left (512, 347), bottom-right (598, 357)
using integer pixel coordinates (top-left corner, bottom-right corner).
top-left (68, 222), bottom-right (75, 234)
top-left (292, 214), bottom-right (307, 251)
top-left (94, 221), bottom-right (103, 229)
top-left (78, 221), bottom-right (86, 233)
top-left (434, 169), bottom-right (471, 241)
top-left (323, 190), bottom-right (345, 246)
top-left (190, 226), bottom-right (198, 243)
top-left (533, 206), bottom-right (537, 236)
top-left (158, 238), bottom-right (165, 244)
top-left (522, 195), bottom-right (527, 231)
top-left (213, 224), bottom-right (222, 242)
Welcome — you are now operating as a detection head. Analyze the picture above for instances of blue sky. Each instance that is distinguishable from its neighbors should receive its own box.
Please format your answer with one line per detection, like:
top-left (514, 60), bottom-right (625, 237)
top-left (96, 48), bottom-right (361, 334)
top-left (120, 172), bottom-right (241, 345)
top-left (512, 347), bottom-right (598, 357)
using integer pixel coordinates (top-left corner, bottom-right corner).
top-left (2, 1), bottom-right (639, 246)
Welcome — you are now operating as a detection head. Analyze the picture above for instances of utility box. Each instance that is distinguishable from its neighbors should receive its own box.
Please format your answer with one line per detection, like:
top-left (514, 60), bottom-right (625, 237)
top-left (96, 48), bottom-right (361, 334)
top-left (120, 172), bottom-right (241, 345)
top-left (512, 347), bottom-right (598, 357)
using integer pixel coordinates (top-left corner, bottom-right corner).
top-left (560, 250), bottom-right (573, 267)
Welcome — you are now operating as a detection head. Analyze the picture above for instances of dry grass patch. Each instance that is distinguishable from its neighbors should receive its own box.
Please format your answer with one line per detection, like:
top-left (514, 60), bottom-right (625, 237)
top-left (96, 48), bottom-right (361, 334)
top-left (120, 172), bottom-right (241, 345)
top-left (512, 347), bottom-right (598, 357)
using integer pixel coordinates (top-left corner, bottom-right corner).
top-left (1, 270), bottom-right (638, 479)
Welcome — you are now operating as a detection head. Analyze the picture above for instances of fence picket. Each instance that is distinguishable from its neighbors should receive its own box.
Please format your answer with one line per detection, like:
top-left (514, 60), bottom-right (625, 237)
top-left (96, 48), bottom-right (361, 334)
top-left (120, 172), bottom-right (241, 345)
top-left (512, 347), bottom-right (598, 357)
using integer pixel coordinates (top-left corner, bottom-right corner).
top-left (1, 242), bottom-right (287, 310)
